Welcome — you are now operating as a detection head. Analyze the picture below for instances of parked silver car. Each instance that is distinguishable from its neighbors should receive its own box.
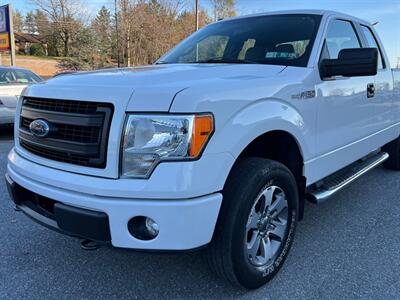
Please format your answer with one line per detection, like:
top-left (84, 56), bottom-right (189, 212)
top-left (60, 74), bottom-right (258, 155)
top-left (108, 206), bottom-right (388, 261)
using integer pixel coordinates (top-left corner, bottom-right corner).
top-left (0, 67), bottom-right (43, 125)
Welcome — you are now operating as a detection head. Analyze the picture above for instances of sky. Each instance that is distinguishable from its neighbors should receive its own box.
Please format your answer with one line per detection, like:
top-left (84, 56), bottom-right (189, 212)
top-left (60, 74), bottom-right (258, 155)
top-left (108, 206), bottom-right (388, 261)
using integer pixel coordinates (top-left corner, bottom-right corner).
top-left (1, 0), bottom-right (399, 67)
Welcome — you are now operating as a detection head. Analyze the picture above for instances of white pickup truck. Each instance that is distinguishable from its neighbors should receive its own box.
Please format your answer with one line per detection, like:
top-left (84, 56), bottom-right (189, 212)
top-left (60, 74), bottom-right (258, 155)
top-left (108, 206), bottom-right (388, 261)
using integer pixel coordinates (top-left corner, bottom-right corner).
top-left (5, 10), bottom-right (400, 289)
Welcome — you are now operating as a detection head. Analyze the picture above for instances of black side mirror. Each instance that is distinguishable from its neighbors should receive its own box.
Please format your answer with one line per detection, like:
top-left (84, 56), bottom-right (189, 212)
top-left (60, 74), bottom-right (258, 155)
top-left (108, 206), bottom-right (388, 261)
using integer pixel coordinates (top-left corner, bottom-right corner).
top-left (320, 48), bottom-right (378, 79)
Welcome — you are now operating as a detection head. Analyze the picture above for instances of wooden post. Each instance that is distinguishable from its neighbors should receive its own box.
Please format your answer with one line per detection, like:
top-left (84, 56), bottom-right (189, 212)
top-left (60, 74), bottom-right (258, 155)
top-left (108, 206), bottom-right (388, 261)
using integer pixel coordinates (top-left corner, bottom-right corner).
top-left (195, 0), bottom-right (199, 31)
top-left (8, 4), bottom-right (16, 66)
top-left (115, 0), bottom-right (120, 67)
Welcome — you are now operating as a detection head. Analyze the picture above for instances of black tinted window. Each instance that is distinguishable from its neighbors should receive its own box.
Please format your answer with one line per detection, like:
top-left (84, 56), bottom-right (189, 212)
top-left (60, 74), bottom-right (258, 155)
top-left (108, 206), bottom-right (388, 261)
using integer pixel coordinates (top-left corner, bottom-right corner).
top-left (159, 14), bottom-right (322, 67)
top-left (361, 25), bottom-right (384, 69)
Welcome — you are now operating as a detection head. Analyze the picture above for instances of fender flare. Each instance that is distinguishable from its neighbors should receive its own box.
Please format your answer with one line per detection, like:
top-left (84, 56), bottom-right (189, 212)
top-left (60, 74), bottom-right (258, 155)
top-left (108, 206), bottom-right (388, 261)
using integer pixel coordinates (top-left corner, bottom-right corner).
top-left (208, 99), bottom-right (310, 162)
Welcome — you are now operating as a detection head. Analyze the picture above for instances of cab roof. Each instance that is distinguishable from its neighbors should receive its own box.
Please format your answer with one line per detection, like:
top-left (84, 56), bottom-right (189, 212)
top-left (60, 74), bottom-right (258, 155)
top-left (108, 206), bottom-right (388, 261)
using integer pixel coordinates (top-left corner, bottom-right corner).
top-left (220, 9), bottom-right (371, 26)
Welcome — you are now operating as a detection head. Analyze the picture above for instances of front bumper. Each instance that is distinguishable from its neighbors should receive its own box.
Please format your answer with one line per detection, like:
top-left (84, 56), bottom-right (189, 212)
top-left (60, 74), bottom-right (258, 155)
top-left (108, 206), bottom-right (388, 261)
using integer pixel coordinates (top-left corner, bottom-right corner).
top-left (6, 173), bottom-right (112, 243)
top-left (0, 106), bottom-right (15, 124)
top-left (6, 158), bottom-right (223, 251)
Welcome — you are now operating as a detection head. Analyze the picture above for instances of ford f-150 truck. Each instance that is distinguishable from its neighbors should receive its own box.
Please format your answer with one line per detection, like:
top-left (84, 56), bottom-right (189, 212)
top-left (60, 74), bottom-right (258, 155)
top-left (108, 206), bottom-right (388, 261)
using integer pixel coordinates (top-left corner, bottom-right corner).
top-left (5, 10), bottom-right (400, 289)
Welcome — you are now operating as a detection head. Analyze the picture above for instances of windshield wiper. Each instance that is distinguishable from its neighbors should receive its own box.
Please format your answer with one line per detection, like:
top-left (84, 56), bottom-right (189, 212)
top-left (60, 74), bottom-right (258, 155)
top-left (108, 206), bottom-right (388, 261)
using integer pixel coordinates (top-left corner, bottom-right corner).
top-left (155, 58), bottom-right (258, 65)
top-left (191, 58), bottom-right (258, 64)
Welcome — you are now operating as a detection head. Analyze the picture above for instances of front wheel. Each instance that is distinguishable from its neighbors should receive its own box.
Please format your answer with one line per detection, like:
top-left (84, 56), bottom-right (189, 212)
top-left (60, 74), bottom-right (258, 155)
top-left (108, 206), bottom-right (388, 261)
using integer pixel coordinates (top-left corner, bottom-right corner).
top-left (206, 158), bottom-right (299, 289)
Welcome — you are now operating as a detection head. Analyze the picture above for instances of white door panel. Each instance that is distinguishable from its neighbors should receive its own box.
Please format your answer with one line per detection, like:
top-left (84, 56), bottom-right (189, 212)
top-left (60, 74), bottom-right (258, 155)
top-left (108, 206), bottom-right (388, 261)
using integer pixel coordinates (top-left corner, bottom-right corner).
top-left (316, 74), bottom-right (392, 156)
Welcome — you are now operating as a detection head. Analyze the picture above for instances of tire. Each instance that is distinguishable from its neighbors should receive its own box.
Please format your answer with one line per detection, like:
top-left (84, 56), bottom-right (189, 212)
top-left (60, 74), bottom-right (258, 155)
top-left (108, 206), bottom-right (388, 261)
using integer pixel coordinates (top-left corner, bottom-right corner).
top-left (383, 136), bottom-right (400, 170)
top-left (206, 158), bottom-right (299, 289)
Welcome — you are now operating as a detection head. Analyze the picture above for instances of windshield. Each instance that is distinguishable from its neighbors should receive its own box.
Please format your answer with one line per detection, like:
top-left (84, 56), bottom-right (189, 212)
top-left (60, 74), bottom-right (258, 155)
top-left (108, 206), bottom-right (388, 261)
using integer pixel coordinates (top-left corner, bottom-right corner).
top-left (158, 14), bottom-right (322, 67)
top-left (0, 69), bottom-right (43, 85)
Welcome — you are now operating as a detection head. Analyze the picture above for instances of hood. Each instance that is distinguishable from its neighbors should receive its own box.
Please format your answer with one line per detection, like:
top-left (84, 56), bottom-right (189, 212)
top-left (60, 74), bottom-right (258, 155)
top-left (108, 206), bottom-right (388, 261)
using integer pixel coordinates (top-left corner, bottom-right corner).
top-left (25, 64), bottom-right (286, 112)
top-left (0, 95), bottom-right (19, 108)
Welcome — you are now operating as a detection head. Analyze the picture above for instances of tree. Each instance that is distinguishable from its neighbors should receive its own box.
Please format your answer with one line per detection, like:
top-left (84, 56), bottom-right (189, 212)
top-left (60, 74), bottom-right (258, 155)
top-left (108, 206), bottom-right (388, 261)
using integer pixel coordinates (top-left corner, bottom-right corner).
top-left (25, 11), bottom-right (37, 34)
top-left (91, 6), bottom-right (113, 68)
top-left (23, 0), bottom-right (213, 68)
top-left (210, 0), bottom-right (236, 21)
top-left (66, 26), bottom-right (97, 70)
top-left (178, 9), bottom-right (209, 36)
top-left (25, 10), bottom-right (51, 35)
top-left (115, 0), bottom-right (195, 67)
top-left (13, 10), bottom-right (24, 32)
top-left (34, 10), bottom-right (51, 37)
top-left (117, 0), bottom-right (131, 66)
top-left (30, 0), bottom-right (85, 57)
top-left (24, 10), bottom-right (54, 55)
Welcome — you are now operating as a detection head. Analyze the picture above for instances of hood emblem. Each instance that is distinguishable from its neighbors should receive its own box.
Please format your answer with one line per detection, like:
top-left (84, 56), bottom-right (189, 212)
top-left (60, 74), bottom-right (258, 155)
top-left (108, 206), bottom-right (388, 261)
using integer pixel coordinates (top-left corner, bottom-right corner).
top-left (29, 119), bottom-right (50, 138)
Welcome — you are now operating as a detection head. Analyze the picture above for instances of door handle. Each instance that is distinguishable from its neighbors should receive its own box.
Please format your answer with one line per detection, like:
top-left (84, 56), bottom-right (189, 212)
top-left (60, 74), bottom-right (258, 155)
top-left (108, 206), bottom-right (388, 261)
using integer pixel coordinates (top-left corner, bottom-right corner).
top-left (367, 83), bottom-right (375, 98)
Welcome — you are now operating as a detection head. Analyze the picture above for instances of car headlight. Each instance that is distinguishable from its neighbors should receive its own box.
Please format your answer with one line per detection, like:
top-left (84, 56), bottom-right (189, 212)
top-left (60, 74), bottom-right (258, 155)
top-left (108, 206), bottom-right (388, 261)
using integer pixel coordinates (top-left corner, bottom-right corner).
top-left (121, 114), bottom-right (214, 178)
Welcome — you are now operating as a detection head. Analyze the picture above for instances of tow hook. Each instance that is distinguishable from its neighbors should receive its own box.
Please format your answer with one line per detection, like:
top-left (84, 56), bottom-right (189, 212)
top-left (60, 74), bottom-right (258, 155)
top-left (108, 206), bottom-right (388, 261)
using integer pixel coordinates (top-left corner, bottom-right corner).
top-left (14, 205), bottom-right (21, 212)
top-left (80, 239), bottom-right (100, 251)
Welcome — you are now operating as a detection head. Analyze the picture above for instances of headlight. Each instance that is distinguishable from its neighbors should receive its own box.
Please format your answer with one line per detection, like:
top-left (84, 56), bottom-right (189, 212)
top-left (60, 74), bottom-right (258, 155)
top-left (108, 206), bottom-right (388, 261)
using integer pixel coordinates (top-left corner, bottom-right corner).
top-left (121, 114), bottom-right (214, 178)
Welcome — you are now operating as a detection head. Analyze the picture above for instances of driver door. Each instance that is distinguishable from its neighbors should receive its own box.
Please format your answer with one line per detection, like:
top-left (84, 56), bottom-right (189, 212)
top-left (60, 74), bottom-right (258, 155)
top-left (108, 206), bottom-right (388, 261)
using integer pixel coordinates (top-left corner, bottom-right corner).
top-left (314, 18), bottom-right (391, 177)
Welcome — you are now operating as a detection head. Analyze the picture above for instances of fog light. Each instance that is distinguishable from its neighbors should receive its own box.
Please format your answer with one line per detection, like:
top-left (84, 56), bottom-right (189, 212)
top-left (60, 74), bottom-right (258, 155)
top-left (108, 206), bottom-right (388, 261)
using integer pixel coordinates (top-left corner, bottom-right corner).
top-left (128, 216), bottom-right (159, 241)
top-left (145, 217), bottom-right (159, 237)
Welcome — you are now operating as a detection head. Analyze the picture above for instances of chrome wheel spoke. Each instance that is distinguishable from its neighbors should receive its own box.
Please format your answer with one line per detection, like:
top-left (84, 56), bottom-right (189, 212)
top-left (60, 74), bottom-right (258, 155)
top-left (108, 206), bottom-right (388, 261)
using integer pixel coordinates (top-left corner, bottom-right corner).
top-left (270, 218), bottom-right (287, 241)
top-left (269, 194), bottom-right (288, 217)
top-left (259, 236), bottom-right (274, 264)
top-left (248, 234), bottom-right (261, 259)
top-left (260, 186), bottom-right (276, 212)
top-left (246, 208), bottom-right (261, 230)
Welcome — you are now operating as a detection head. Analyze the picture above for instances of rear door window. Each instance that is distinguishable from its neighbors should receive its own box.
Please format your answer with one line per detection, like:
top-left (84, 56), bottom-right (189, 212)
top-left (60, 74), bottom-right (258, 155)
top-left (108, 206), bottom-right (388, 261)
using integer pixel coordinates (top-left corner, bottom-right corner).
top-left (360, 25), bottom-right (385, 69)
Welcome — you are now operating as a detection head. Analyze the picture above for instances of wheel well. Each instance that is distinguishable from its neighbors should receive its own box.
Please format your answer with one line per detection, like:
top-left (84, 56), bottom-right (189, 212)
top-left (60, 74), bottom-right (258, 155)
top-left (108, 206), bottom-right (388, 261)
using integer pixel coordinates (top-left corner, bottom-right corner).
top-left (237, 130), bottom-right (306, 219)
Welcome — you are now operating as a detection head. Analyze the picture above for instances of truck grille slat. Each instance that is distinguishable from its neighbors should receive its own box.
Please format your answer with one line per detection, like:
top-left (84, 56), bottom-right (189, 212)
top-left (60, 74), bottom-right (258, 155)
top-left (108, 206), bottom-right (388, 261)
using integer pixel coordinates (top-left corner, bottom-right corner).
top-left (19, 97), bottom-right (114, 168)
top-left (20, 141), bottom-right (94, 167)
top-left (23, 98), bottom-right (99, 114)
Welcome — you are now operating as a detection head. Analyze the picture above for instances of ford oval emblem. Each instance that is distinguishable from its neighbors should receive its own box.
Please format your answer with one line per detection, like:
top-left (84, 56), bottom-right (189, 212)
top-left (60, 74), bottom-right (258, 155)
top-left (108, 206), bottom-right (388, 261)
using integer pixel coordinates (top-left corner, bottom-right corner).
top-left (29, 119), bottom-right (50, 138)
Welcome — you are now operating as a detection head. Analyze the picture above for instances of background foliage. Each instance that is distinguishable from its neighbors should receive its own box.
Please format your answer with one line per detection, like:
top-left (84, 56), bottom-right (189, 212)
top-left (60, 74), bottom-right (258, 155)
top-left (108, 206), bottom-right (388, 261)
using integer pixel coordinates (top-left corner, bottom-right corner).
top-left (13, 0), bottom-right (236, 70)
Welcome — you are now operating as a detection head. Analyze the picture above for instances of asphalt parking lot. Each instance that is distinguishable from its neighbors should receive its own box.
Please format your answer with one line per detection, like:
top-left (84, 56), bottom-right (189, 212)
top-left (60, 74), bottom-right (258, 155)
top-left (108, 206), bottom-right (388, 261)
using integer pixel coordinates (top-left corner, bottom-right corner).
top-left (1, 126), bottom-right (400, 299)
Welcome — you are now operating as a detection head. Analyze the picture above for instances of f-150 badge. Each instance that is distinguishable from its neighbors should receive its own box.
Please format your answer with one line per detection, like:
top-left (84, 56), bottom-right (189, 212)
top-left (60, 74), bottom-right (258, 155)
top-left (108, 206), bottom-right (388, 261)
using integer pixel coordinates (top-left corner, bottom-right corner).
top-left (291, 90), bottom-right (316, 100)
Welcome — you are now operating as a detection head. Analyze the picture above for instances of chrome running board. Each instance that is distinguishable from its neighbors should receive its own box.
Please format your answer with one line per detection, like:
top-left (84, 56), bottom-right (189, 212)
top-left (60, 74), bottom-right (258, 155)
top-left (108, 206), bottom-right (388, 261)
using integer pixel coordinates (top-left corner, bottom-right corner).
top-left (307, 152), bottom-right (389, 204)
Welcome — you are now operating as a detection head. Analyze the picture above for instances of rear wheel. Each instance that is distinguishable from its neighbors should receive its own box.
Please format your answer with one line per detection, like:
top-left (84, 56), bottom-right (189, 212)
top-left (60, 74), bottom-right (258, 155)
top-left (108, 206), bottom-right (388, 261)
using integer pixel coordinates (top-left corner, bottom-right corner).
top-left (383, 136), bottom-right (400, 170)
top-left (206, 158), bottom-right (299, 289)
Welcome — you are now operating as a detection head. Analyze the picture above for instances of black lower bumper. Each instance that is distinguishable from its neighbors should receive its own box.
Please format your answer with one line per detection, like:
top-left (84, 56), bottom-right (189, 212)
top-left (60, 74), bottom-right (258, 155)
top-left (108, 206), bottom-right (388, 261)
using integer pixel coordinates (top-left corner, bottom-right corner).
top-left (5, 173), bottom-right (111, 243)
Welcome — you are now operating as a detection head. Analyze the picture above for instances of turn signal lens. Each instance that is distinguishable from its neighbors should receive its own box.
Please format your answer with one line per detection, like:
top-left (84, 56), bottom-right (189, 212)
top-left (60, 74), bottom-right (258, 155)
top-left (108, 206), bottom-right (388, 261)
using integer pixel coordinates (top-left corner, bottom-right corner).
top-left (189, 115), bottom-right (214, 157)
